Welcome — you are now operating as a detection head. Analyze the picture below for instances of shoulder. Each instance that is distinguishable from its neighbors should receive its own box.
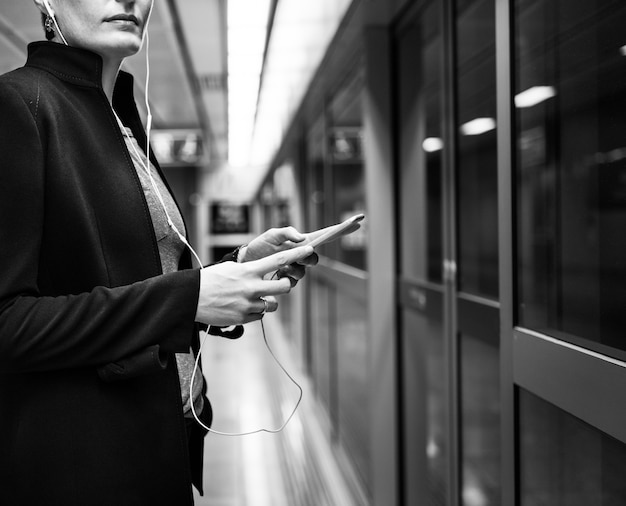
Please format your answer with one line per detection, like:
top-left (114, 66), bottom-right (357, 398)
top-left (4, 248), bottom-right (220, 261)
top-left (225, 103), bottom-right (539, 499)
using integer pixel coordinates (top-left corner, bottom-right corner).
top-left (0, 66), bottom-right (47, 117)
top-left (0, 65), bottom-right (79, 126)
top-left (0, 66), bottom-right (66, 143)
top-left (0, 65), bottom-right (44, 91)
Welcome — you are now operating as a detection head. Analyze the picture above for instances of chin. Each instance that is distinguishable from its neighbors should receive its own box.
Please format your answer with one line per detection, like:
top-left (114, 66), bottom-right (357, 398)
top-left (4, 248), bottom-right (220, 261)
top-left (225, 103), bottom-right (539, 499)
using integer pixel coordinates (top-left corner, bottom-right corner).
top-left (107, 38), bottom-right (144, 59)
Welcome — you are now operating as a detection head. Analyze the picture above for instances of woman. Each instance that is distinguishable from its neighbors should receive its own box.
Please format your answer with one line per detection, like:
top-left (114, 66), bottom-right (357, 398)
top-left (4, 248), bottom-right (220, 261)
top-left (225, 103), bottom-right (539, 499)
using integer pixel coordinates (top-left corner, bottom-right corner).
top-left (0, 0), bottom-right (317, 504)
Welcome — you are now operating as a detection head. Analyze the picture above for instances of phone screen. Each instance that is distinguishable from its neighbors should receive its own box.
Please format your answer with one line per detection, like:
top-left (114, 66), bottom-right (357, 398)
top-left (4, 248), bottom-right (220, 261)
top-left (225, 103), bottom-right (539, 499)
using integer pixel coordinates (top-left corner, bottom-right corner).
top-left (307, 214), bottom-right (365, 248)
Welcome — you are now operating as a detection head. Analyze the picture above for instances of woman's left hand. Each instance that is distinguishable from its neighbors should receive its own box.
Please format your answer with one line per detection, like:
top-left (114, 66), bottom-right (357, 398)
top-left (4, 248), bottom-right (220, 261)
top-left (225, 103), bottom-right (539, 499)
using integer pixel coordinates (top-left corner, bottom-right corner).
top-left (239, 227), bottom-right (319, 285)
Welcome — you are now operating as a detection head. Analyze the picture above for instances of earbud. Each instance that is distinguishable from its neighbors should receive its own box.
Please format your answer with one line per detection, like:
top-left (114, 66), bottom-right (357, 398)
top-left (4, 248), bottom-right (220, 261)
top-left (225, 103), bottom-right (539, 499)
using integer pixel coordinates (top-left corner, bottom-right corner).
top-left (42, 0), bottom-right (53, 15)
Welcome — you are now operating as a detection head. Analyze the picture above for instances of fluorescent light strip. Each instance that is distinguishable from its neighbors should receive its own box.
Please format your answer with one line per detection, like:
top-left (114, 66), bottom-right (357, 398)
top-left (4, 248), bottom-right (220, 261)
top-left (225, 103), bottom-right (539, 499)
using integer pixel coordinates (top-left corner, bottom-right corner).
top-left (515, 85), bottom-right (556, 108)
top-left (227, 0), bottom-right (272, 167)
top-left (460, 117), bottom-right (496, 136)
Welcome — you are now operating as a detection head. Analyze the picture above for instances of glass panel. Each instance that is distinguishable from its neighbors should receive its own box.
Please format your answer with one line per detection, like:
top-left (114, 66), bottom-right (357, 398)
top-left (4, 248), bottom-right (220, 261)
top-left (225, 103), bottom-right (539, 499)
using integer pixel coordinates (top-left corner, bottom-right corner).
top-left (310, 277), bottom-right (333, 410)
top-left (397, 1), bottom-right (443, 283)
top-left (459, 333), bottom-right (500, 506)
top-left (307, 117), bottom-right (326, 235)
top-left (515, 0), bottom-right (626, 356)
top-left (454, 1), bottom-right (501, 505)
top-left (327, 74), bottom-right (368, 270)
top-left (519, 389), bottom-right (626, 505)
top-left (267, 164), bottom-right (301, 338)
top-left (306, 116), bottom-right (328, 388)
top-left (336, 290), bottom-right (370, 491)
top-left (456, 0), bottom-right (499, 299)
top-left (395, 1), bottom-right (448, 504)
top-left (401, 309), bottom-right (448, 505)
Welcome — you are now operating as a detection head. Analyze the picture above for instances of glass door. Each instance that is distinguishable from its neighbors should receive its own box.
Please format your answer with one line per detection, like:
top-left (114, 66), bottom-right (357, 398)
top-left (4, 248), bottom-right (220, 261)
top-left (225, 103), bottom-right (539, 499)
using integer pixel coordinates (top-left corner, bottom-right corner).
top-left (395, 1), bottom-right (448, 504)
top-left (512, 0), bottom-right (626, 503)
top-left (454, 0), bottom-right (501, 504)
top-left (396, 0), bottom-right (501, 504)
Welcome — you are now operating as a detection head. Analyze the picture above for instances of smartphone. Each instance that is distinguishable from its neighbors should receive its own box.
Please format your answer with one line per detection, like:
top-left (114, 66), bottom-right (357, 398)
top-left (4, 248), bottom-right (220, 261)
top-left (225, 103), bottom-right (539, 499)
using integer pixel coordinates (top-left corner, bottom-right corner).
top-left (307, 214), bottom-right (365, 248)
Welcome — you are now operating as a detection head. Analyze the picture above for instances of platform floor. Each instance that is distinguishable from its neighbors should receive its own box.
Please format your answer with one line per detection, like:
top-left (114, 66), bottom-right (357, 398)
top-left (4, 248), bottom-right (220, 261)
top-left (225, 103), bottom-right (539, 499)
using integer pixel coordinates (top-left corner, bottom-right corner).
top-left (192, 315), bottom-right (365, 506)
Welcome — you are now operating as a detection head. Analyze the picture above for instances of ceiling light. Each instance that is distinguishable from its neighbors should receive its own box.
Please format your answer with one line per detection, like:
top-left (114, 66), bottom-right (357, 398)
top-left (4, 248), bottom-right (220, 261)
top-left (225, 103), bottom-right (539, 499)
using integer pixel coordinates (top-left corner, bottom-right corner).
top-left (460, 117), bottom-right (496, 136)
top-left (422, 137), bottom-right (443, 152)
top-left (227, 0), bottom-right (272, 167)
top-left (515, 86), bottom-right (556, 108)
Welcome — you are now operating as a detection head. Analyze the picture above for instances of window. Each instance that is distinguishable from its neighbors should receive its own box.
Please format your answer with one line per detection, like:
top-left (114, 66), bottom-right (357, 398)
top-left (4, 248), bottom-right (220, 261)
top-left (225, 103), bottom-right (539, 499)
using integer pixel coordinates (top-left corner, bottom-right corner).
top-left (326, 73), bottom-right (368, 270)
top-left (515, 0), bottom-right (626, 358)
top-left (520, 390), bottom-right (626, 505)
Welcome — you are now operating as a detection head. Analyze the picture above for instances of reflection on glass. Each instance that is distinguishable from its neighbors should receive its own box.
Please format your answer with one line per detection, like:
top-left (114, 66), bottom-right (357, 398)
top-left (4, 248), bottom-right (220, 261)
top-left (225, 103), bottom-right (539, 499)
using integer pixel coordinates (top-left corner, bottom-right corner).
top-left (456, 0), bottom-right (499, 299)
top-left (307, 117), bottom-right (326, 235)
top-left (306, 102), bottom-right (371, 493)
top-left (455, 1), bottom-right (501, 505)
top-left (459, 334), bottom-right (500, 506)
top-left (260, 164), bottom-right (301, 338)
top-left (310, 278), bottom-right (333, 410)
top-left (397, 0), bottom-right (443, 283)
top-left (395, 1), bottom-right (447, 503)
top-left (336, 291), bottom-right (370, 489)
top-left (401, 310), bottom-right (448, 505)
top-left (515, 0), bottom-right (626, 357)
top-left (327, 74), bottom-right (368, 270)
top-left (520, 390), bottom-right (626, 505)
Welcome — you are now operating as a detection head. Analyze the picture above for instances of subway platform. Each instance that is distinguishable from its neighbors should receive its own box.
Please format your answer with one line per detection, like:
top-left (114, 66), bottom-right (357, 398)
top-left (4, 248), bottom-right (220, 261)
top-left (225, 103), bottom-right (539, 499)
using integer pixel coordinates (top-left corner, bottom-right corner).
top-left (192, 314), bottom-right (365, 506)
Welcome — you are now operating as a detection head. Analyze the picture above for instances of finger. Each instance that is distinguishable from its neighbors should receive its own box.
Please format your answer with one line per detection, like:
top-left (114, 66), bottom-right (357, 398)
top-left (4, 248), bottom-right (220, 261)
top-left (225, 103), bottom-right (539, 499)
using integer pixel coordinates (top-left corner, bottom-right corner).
top-left (262, 226), bottom-right (305, 247)
top-left (264, 295), bottom-right (278, 312)
top-left (243, 312), bottom-right (263, 323)
top-left (249, 245), bottom-right (314, 277)
top-left (256, 296), bottom-right (278, 314)
top-left (276, 263), bottom-right (306, 284)
top-left (296, 251), bottom-right (318, 266)
top-left (253, 277), bottom-right (294, 297)
top-left (246, 296), bottom-right (278, 322)
top-left (274, 226), bottom-right (306, 244)
top-left (275, 272), bottom-right (298, 287)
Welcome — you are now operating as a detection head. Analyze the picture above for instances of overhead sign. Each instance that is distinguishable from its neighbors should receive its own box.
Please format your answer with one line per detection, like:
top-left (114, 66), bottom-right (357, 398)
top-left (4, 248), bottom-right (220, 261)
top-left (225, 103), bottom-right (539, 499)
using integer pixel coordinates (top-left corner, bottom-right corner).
top-left (210, 203), bottom-right (251, 234)
top-left (330, 127), bottom-right (363, 163)
top-left (151, 129), bottom-right (206, 166)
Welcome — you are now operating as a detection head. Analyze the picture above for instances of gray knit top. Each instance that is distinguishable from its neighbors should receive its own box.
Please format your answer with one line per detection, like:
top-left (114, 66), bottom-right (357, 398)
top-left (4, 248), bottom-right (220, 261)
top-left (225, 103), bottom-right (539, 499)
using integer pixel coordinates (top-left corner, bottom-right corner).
top-left (122, 127), bottom-right (204, 418)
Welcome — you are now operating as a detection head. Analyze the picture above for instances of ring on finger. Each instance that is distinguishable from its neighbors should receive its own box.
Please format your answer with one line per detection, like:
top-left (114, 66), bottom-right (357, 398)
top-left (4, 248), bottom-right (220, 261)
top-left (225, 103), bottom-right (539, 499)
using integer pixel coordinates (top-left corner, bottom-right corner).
top-left (260, 296), bottom-right (269, 315)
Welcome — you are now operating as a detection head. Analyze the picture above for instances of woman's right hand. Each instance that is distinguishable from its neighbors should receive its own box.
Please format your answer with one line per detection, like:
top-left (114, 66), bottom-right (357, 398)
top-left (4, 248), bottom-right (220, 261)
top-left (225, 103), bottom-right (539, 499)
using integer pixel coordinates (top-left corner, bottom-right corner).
top-left (194, 244), bottom-right (314, 326)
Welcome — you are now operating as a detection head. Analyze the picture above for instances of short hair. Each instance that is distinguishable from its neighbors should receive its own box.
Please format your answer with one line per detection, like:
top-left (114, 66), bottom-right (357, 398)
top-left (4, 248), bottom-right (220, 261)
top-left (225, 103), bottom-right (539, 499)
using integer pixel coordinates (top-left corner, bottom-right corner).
top-left (41, 12), bottom-right (55, 41)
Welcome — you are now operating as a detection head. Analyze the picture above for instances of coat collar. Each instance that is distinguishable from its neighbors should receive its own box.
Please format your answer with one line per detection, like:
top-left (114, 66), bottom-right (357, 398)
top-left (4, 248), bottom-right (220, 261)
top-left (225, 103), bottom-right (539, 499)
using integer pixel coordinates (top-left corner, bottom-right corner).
top-left (25, 41), bottom-right (135, 106)
top-left (25, 41), bottom-right (145, 148)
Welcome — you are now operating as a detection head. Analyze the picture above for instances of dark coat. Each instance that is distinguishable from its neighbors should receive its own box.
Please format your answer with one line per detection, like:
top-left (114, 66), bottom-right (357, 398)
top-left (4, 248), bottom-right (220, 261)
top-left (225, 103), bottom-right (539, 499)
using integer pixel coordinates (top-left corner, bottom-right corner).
top-left (0, 42), bottom-right (210, 505)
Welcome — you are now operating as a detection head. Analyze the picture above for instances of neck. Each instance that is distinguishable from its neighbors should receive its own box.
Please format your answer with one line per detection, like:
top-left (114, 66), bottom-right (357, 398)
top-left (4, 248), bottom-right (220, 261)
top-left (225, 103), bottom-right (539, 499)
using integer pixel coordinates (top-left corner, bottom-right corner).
top-left (101, 57), bottom-right (123, 104)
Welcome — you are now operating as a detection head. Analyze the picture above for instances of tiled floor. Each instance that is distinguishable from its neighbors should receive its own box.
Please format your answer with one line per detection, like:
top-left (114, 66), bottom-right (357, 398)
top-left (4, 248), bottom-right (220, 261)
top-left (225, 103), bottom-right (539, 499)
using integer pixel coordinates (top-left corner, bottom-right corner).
top-left (192, 315), bottom-right (364, 506)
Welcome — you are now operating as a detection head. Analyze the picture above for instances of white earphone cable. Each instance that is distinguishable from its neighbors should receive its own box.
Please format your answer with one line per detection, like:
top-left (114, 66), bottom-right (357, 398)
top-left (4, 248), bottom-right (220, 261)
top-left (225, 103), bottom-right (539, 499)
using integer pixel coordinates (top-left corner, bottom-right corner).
top-left (190, 319), bottom-right (303, 436)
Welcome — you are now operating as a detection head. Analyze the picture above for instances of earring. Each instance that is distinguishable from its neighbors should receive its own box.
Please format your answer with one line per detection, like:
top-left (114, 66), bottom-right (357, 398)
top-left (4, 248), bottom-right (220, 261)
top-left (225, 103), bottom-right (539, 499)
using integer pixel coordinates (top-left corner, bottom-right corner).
top-left (45, 15), bottom-right (54, 34)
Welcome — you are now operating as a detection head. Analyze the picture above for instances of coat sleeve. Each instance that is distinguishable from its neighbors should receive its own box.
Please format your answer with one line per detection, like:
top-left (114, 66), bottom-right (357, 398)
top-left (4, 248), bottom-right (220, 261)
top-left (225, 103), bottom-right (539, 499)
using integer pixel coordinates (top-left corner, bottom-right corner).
top-left (0, 81), bottom-right (201, 375)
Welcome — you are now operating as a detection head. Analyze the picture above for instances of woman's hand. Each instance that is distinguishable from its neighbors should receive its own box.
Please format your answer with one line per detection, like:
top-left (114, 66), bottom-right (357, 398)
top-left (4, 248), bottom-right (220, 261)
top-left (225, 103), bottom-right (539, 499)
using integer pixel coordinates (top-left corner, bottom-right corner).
top-left (195, 245), bottom-right (314, 326)
top-left (239, 226), bottom-right (319, 285)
